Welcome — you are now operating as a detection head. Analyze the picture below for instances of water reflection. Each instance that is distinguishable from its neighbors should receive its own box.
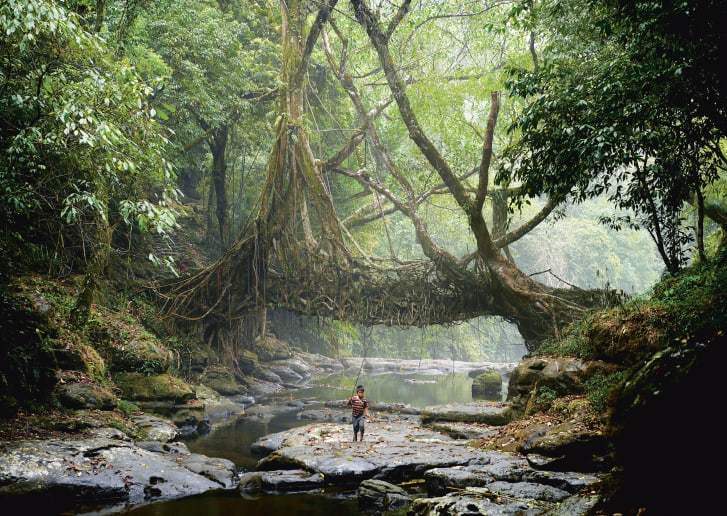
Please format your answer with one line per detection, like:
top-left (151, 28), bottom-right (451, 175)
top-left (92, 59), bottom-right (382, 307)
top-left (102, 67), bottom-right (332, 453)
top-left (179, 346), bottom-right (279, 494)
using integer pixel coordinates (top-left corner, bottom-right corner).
top-left (297, 371), bottom-right (479, 407)
top-left (128, 372), bottom-right (497, 516)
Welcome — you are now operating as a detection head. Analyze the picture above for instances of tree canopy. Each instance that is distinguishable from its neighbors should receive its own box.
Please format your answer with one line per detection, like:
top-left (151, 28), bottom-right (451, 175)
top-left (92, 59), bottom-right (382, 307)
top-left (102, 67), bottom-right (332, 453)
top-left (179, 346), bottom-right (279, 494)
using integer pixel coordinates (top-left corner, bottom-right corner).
top-left (2, 0), bottom-right (725, 353)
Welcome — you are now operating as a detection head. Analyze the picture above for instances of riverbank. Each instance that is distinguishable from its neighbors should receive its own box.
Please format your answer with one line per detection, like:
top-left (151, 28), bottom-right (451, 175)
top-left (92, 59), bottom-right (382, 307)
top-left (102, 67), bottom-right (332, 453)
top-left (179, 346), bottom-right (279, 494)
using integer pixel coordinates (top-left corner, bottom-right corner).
top-left (0, 343), bottom-right (530, 515)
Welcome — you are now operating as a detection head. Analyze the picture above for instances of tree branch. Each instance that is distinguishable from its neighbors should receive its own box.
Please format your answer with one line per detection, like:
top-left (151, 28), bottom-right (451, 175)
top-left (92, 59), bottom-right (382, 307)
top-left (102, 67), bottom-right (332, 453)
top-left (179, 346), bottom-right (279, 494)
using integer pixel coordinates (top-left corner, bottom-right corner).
top-left (493, 197), bottom-right (557, 248)
top-left (350, 0), bottom-right (472, 211)
top-left (475, 92), bottom-right (500, 211)
top-left (385, 0), bottom-right (412, 41)
top-left (291, 0), bottom-right (339, 91)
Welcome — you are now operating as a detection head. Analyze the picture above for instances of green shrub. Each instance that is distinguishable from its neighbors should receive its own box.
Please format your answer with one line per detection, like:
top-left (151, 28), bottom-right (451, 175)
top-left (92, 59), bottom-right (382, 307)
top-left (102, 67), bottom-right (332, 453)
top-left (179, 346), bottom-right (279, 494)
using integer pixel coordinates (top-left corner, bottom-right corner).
top-left (117, 399), bottom-right (140, 416)
top-left (528, 385), bottom-right (559, 413)
top-left (584, 370), bottom-right (629, 413)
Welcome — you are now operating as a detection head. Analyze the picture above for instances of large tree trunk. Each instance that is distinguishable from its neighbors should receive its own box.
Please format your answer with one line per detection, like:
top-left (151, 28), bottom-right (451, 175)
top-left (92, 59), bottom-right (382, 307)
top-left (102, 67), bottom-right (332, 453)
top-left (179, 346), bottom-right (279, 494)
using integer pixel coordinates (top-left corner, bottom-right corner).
top-left (349, 0), bottom-right (596, 349)
top-left (210, 125), bottom-right (229, 249)
top-left (168, 0), bottom-right (607, 354)
top-left (71, 215), bottom-right (113, 327)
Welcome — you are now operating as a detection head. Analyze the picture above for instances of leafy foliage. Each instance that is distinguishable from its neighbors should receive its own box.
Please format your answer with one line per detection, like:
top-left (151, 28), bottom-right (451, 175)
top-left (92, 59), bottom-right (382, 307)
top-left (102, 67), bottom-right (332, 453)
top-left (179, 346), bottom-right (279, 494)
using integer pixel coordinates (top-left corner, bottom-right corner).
top-left (500, 0), bottom-right (726, 273)
top-left (584, 370), bottom-right (627, 413)
top-left (0, 0), bottom-right (177, 269)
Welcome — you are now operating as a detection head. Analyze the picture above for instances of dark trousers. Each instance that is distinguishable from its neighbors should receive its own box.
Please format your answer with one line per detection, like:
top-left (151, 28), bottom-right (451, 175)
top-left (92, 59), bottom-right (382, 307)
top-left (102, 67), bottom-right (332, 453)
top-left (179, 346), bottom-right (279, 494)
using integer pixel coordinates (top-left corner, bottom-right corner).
top-left (352, 415), bottom-right (365, 437)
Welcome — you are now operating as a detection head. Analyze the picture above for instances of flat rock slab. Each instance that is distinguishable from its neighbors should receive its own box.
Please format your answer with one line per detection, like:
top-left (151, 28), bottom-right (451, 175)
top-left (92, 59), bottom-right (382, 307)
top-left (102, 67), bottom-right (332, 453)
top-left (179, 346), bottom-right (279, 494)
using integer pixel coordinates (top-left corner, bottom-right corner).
top-left (487, 481), bottom-right (570, 502)
top-left (410, 489), bottom-right (599, 516)
top-left (324, 399), bottom-right (421, 415)
top-left (0, 437), bottom-right (235, 506)
top-left (425, 454), bottom-right (600, 496)
top-left (298, 407), bottom-right (414, 425)
top-left (131, 414), bottom-right (179, 442)
top-left (421, 402), bottom-right (512, 426)
top-left (410, 490), bottom-right (543, 515)
top-left (256, 421), bottom-right (481, 484)
top-left (239, 469), bottom-right (324, 494)
top-left (251, 430), bottom-right (289, 456)
top-left (297, 408), bottom-right (349, 423)
top-left (179, 453), bottom-right (237, 489)
top-left (546, 494), bottom-right (601, 515)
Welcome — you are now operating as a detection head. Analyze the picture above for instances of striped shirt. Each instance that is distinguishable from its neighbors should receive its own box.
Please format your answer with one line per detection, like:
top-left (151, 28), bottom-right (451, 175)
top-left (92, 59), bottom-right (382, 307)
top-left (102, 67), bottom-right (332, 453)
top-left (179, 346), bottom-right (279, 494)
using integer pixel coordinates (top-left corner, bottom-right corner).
top-left (348, 396), bottom-right (368, 417)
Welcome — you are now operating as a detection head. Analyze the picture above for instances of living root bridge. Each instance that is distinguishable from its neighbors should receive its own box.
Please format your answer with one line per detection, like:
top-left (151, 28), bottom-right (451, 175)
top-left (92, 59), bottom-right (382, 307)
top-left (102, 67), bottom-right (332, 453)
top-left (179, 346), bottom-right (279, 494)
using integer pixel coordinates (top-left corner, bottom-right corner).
top-left (163, 229), bottom-right (494, 328)
top-left (161, 0), bottom-right (619, 350)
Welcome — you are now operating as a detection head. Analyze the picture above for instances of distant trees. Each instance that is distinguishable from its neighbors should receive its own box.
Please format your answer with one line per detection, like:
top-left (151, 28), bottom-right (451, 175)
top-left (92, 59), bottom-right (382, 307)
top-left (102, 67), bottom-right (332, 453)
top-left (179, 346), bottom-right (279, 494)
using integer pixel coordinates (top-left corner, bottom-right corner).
top-left (500, 0), bottom-right (727, 273)
top-left (131, 0), bottom-right (278, 250)
top-left (0, 0), bottom-right (177, 298)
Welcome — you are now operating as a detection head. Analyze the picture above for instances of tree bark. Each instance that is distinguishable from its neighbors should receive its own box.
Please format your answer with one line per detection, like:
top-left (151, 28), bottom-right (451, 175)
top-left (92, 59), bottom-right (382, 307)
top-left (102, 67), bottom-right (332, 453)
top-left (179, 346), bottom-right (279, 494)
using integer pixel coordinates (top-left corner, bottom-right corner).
top-left (71, 216), bottom-right (113, 326)
top-left (210, 125), bottom-right (229, 249)
top-left (94, 0), bottom-right (106, 33)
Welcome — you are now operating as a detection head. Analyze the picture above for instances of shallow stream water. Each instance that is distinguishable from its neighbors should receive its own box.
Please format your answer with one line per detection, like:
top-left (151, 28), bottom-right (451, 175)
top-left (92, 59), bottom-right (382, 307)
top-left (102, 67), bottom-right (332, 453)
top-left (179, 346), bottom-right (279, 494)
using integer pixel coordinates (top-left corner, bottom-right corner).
top-left (121, 371), bottom-right (495, 516)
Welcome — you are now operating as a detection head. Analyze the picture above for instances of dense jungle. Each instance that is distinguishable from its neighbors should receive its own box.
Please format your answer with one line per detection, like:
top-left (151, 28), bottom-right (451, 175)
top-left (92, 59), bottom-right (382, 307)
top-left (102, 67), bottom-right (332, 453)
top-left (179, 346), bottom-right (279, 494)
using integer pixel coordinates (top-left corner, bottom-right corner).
top-left (1, 0), bottom-right (725, 514)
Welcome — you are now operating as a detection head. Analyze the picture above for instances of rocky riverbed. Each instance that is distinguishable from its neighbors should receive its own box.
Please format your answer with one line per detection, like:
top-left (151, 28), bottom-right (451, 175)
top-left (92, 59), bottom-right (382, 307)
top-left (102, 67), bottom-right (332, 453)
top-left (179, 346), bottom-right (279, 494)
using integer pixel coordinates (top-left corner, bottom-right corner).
top-left (0, 354), bottom-right (607, 515)
top-left (244, 402), bottom-right (602, 514)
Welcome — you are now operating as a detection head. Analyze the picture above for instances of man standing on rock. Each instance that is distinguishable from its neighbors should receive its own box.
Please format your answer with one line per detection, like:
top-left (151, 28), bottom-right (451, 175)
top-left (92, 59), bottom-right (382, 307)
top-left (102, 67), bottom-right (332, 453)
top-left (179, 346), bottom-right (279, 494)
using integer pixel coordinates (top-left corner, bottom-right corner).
top-left (347, 385), bottom-right (369, 442)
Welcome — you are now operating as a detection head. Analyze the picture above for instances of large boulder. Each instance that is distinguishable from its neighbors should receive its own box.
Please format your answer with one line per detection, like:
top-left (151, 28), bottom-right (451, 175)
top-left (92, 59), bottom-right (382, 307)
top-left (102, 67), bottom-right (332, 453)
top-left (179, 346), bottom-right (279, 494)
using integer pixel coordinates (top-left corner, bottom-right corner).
top-left (265, 363), bottom-right (303, 383)
top-left (277, 357), bottom-right (312, 378)
top-left (251, 430), bottom-right (289, 456)
top-left (507, 357), bottom-right (615, 414)
top-left (0, 437), bottom-right (234, 511)
top-left (200, 366), bottom-right (247, 396)
top-left (54, 379), bottom-right (117, 410)
top-left (471, 370), bottom-right (502, 399)
top-left (421, 401), bottom-right (512, 426)
top-left (238, 350), bottom-right (259, 374)
top-left (520, 423), bottom-right (611, 472)
top-left (357, 479), bottom-right (411, 513)
top-left (239, 469), bottom-right (323, 494)
top-left (253, 367), bottom-right (283, 384)
top-left (255, 336), bottom-right (292, 362)
top-left (113, 373), bottom-right (195, 403)
top-left (178, 453), bottom-right (237, 488)
top-left (131, 414), bottom-right (179, 442)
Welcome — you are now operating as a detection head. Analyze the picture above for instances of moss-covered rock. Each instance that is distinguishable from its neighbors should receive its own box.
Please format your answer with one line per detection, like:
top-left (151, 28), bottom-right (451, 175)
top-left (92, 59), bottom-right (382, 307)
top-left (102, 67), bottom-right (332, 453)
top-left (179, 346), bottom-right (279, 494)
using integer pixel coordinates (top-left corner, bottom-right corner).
top-left (471, 370), bottom-right (502, 399)
top-left (255, 335), bottom-right (292, 362)
top-left (106, 337), bottom-right (171, 374)
top-left (86, 306), bottom-right (172, 375)
top-left (583, 307), bottom-right (667, 365)
top-left (113, 372), bottom-right (195, 402)
top-left (54, 380), bottom-right (117, 410)
top-left (238, 349), bottom-right (259, 374)
top-left (199, 366), bottom-right (247, 396)
top-left (508, 357), bottom-right (617, 415)
top-left (51, 344), bottom-right (107, 382)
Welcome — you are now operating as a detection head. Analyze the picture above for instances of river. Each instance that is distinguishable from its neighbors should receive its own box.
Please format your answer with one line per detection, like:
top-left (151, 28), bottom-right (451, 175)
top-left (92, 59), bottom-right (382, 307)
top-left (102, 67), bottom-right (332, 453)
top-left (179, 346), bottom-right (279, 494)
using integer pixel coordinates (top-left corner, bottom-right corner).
top-left (123, 370), bottom-right (495, 516)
